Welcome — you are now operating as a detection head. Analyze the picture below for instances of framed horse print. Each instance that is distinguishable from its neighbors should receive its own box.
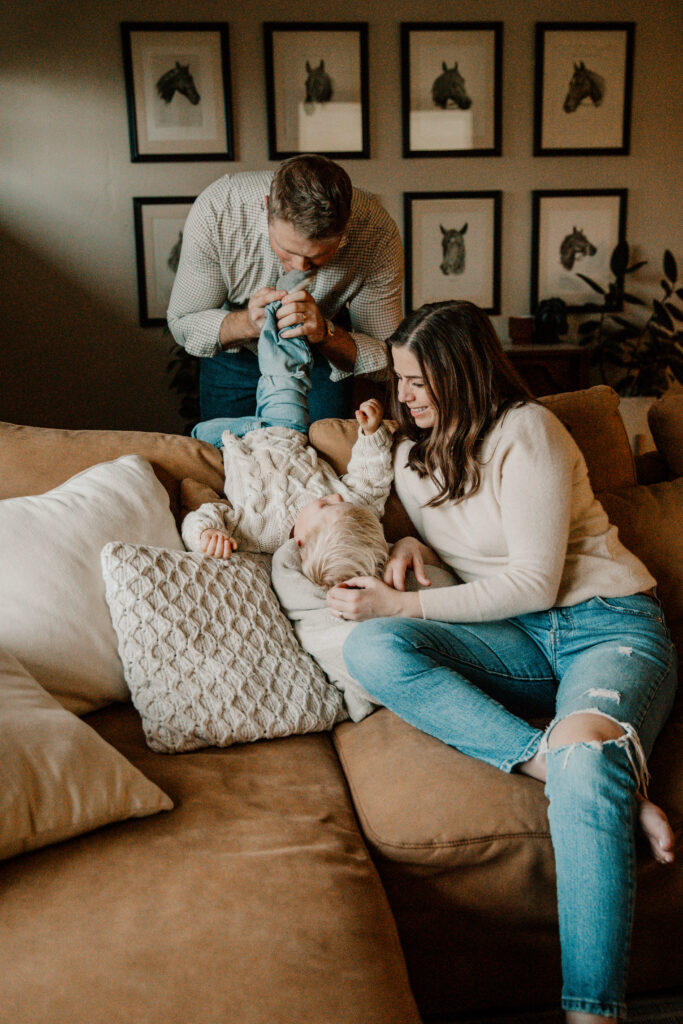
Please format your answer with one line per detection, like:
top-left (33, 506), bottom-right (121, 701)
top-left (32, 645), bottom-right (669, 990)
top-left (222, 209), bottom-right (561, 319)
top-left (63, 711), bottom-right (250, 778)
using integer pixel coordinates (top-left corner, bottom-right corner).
top-left (534, 22), bottom-right (635, 156)
top-left (121, 22), bottom-right (233, 161)
top-left (264, 23), bottom-right (370, 159)
top-left (401, 22), bottom-right (503, 157)
top-left (530, 189), bottom-right (627, 312)
top-left (133, 196), bottom-right (195, 325)
top-left (404, 191), bottom-right (502, 314)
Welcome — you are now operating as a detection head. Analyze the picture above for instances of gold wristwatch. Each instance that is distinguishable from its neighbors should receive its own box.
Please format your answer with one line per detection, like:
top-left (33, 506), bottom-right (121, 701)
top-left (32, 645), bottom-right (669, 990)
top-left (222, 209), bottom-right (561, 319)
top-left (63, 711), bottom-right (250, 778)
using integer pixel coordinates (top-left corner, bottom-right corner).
top-left (325, 319), bottom-right (336, 340)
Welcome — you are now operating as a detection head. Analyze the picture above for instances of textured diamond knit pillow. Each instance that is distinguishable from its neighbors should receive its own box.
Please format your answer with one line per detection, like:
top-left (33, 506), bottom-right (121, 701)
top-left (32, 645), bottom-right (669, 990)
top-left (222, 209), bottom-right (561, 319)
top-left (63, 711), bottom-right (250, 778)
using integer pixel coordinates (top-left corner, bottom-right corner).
top-left (101, 543), bottom-right (345, 753)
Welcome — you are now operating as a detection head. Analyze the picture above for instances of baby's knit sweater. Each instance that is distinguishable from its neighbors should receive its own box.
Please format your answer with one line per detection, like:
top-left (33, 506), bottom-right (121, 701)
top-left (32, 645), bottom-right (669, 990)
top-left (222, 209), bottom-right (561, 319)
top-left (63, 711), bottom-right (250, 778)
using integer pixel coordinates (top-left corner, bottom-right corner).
top-left (182, 423), bottom-right (393, 555)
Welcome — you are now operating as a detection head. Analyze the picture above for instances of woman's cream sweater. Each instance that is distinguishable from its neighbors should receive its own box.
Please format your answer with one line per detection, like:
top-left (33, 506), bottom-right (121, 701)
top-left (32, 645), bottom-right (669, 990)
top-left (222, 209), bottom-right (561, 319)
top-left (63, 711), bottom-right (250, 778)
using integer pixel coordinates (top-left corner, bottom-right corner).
top-left (393, 403), bottom-right (654, 623)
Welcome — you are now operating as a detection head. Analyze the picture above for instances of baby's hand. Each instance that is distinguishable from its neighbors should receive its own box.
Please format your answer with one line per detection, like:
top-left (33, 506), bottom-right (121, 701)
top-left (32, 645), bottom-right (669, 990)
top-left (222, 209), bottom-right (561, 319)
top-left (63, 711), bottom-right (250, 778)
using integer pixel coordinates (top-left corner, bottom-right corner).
top-left (355, 398), bottom-right (384, 435)
top-left (200, 529), bottom-right (238, 559)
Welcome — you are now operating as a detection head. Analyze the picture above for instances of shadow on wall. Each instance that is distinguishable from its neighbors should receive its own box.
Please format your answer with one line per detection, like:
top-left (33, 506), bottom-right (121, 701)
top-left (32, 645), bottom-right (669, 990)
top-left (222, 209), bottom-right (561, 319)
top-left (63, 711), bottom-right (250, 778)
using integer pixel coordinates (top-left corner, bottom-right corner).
top-left (0, 224), bottom-right (184, 434)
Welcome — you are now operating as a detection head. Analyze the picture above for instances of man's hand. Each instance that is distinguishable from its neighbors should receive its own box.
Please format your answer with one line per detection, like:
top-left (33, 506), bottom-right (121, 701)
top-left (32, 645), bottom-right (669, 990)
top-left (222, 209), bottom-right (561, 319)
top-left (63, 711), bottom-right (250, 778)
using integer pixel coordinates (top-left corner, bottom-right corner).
top-left (219, 287), bottom-right (287, 347)
top-left (247, 286), bottom-right (288, 336)
top-left (326, 577), bottom-right (422, 621)
top-left (200, 529), bottom-right (238, 559)
top-left (276, 288), bottom-right (326, 343)
top-left (355, 398), bottom-right (384, 435)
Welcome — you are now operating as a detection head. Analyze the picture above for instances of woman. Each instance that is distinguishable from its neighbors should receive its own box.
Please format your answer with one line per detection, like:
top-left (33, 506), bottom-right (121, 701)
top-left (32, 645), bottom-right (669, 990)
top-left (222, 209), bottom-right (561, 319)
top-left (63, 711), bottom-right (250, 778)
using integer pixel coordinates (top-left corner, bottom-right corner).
top-left (327, 301), bottom-right (678, 1024)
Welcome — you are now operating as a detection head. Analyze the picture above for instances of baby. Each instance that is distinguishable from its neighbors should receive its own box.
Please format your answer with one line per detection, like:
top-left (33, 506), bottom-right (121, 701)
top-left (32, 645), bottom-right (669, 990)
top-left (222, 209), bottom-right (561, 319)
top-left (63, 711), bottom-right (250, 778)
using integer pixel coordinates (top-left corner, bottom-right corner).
top-left (271, 537), bottom-right (458, 721)
top-left (182, 269), bottom-right (393, 583)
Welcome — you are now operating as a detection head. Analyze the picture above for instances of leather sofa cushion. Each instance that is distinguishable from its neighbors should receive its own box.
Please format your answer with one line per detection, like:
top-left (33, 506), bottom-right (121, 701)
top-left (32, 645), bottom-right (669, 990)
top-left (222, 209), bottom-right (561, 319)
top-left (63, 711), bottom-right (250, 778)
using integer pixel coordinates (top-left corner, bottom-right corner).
top-left (333, 706), bottom-right (683, 1015)
top-left (0, 420), bottom-right (224, 527)
top-left (0, 704), bottom-right (421, 1024)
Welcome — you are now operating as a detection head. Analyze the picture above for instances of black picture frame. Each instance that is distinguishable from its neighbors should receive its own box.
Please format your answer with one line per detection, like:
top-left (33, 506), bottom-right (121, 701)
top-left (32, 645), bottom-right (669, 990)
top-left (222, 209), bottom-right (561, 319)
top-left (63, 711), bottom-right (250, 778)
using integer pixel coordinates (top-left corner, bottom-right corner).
top-left (404, 191), bottom-right (502, 314)
top-left (401, 22), bottom-right (502, 158)
top-left (133, 197), bottom-right (195, 326)
top-left (530, 189), bottom-right (627, 312)
top-left (534, 22), bottom-right (635, 156)
top-left (264, 22), bottom-right (370, 159)
top-left (121, 22), bottom-right (233, 162)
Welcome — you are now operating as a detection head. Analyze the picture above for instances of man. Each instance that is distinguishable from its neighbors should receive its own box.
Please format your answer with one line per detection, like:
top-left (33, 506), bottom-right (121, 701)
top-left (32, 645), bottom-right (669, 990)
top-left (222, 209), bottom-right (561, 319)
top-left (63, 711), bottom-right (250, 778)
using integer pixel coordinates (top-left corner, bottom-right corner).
top-left (167, 155), bottom-right (403, 423)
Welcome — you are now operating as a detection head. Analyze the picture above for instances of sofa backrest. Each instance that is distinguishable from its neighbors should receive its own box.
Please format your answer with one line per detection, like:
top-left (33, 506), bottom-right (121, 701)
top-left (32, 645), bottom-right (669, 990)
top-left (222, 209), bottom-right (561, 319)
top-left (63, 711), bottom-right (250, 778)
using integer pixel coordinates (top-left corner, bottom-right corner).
top-left (0, 421), bottom-right (225, 526)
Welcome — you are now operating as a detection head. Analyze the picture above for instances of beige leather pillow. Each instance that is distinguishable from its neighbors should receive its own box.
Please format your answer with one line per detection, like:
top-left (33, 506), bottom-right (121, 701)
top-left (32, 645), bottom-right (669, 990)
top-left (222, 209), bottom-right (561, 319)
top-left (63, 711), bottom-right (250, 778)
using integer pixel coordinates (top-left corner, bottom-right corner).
top-left (0, 649), bottom-right (172, 861)
top-left (0, 455), bottom-right (184, 715)
top-left (648, 392), bottom-right (683, 477)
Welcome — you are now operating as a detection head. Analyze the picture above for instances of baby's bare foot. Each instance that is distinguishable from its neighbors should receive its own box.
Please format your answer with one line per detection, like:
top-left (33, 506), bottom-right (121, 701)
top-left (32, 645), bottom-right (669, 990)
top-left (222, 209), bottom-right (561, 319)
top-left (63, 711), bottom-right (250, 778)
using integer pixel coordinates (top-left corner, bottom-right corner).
top-left (637, 796), bottom-right (675, 864)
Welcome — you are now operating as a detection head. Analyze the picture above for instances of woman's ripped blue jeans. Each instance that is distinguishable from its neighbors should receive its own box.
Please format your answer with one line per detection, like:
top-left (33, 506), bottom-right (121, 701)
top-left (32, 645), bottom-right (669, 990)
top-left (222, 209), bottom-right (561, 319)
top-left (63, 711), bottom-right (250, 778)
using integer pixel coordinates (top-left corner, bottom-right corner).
top-left (343, 594), bottom-right (678, 1018)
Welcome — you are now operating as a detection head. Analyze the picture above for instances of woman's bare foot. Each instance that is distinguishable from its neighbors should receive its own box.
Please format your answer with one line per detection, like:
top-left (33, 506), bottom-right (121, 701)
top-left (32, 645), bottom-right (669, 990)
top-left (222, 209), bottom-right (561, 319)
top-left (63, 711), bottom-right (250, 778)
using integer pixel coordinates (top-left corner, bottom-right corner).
top-left (638, 796), bottom-right (675, 863)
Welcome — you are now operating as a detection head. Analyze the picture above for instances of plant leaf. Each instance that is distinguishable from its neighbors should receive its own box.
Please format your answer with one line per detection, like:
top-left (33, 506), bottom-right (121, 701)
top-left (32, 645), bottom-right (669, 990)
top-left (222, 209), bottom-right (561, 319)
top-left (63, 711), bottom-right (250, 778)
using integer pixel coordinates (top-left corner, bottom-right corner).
top-left (610, 240), bottom-right (630, 277)
top-left (576, 273), bottom-right (606, 295)
top-left (622, 292), bottom-right (647, 306)
top-left (653, 300), bottom-right (674, 331)
top-left (665, 302), bottom-right (683, 322)
top-left (625, 260), bottom-right (648, 274)
top-left (609, 315), bottom-right (641, 337)
top-left (664, 250), bottom-right (678, 284)
top-left (676, 288), bottom-right (683, 300)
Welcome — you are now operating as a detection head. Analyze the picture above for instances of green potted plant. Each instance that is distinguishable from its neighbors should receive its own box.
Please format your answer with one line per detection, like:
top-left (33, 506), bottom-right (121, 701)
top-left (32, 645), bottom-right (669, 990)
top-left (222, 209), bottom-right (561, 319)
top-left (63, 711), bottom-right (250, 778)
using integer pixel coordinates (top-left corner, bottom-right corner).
top-left (577, 243), bottom-right (683, 396)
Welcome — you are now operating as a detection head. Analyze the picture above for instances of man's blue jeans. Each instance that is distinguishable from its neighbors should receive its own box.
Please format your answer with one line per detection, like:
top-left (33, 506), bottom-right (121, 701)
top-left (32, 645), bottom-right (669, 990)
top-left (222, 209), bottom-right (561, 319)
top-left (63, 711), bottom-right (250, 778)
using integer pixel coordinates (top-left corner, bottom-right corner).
top-left (198, 322), bottom-right (353, 428)
top-left (343, 594), bottom-right (678, 1018)
top-left (193, 298), bottom-right (316, 445)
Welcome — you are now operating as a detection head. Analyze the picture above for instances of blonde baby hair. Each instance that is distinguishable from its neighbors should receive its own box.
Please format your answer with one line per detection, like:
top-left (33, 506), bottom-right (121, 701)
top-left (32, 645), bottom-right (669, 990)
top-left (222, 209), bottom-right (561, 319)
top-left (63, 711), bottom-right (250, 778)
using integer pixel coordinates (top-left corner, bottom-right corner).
top-left (299, 505), bottom-right (389, 589)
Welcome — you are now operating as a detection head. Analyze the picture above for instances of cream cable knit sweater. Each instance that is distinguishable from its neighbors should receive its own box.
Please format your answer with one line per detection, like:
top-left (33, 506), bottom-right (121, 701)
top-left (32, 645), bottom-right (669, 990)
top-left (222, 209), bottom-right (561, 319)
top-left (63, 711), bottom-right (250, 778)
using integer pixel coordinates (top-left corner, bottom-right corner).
top-left (182, 423), bottom-right (394, 555)
top-left (394, 403), bottom-right (655, 623)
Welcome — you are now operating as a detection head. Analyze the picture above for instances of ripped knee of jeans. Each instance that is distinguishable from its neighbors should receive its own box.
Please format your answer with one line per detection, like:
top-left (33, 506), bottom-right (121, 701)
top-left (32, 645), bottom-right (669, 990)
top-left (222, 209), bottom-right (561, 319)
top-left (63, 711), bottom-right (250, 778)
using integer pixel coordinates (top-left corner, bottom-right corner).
top-left (539, 707), bottom-right (650, 796)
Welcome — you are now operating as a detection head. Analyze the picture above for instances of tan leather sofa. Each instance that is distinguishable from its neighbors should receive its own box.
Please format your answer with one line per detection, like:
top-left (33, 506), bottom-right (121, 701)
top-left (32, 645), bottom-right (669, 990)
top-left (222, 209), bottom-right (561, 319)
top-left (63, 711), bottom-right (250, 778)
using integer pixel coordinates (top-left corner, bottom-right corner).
top-left (0, 385), bottom-right (681, 1024)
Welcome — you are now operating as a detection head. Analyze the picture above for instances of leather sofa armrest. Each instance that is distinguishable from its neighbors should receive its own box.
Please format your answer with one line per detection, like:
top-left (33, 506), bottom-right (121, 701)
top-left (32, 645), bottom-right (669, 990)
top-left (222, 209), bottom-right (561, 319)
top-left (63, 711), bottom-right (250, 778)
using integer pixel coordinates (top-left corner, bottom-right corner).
top-left (180, 477), bottom-right (230, 520)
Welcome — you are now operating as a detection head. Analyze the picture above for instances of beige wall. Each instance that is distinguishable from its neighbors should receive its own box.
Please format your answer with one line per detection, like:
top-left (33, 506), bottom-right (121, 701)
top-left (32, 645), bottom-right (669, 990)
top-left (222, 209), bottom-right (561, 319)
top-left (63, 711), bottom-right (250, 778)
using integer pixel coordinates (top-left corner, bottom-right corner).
top-left (1, 0), bottom-right (681, 432)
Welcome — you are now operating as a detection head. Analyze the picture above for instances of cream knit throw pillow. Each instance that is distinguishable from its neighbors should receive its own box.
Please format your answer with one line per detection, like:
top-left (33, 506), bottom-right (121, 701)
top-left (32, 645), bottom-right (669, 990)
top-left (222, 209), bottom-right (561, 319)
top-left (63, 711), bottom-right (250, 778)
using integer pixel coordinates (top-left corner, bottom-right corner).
top-left (101, 543), bottom-right (344, 753)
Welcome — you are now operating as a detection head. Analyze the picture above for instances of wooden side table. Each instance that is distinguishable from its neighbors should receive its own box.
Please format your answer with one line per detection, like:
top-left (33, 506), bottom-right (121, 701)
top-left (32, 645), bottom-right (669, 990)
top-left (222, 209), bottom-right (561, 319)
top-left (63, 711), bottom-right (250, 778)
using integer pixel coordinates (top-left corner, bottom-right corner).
top-left (504, 343), bottom-right (591, 397)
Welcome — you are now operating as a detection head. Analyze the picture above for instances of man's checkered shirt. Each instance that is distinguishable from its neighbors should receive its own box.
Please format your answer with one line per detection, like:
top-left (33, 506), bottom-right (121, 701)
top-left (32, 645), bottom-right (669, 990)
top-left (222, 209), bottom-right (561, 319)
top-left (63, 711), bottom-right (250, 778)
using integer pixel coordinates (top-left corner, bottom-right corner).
top-left (167, 171), bottom-right (404, 381)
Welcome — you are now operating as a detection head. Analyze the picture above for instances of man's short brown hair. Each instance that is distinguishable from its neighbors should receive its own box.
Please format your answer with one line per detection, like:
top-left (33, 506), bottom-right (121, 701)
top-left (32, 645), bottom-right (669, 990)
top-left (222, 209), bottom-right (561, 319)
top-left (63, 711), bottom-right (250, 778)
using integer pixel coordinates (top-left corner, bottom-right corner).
top-left (268, 155), bottom-right (352, 240)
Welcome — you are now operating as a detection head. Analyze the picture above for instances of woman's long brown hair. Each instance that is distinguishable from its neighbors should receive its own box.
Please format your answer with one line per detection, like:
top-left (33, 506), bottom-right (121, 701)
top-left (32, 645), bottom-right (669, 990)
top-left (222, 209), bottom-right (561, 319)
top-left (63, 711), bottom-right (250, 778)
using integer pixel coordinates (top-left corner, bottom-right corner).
top-left (389, 301), bottom-right (535, 506)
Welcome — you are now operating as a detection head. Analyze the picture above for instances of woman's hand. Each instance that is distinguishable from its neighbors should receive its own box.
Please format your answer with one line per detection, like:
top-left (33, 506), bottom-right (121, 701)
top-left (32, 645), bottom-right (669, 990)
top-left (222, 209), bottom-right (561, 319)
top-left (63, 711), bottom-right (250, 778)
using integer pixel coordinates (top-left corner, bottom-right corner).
top-left (384, 536), bottom-right (436, 591)
top-left (326, 577), bottom-right (422, 621)
top-left (200, 529), bottom-right (238, 559)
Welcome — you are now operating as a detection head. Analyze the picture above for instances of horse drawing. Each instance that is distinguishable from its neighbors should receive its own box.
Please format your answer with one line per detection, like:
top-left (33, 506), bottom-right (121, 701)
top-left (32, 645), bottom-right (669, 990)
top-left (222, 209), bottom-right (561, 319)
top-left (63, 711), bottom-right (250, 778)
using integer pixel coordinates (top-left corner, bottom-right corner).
top-left (156, 62), bottom-right (200, 106)
top-left (440, 223), bottom-right (468, 276)
top-left (305, 60), bottom-right (333, 103)
top-left (563, 62), bottom-right (605, 112)
top-left (168, 232), bottom-right (183, 275)
top-left (432, 62), bottom-right (472, 110)
top-left (559, 227), bottom-right (597, 270)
